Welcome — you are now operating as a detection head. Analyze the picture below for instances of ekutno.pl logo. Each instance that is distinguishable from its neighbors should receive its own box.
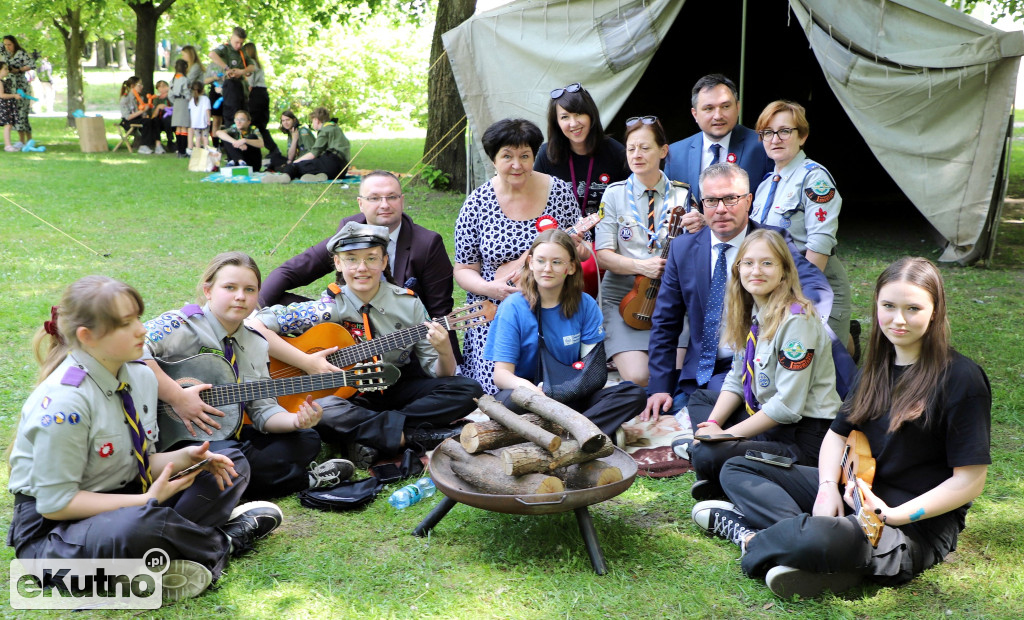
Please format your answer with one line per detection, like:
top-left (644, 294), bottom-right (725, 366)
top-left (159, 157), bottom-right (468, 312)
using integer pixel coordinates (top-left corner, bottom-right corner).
top-left (10, 548), bottom-right (170, 610)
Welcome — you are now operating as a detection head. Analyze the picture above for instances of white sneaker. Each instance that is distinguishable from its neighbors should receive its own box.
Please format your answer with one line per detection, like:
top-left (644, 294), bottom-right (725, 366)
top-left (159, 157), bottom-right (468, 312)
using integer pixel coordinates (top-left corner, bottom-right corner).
top-left (186, 148), bottom-right (192, 155)
top-left (300, 173), bottom-right (329, 183)
top-left (11, 141), bottom-right (23, 149)
top-left (765, 565), bottom-right (863, 599)
top-left (137, 145), bottom-right (153, 155)
top-left (161, 559), bottom-right (212, 602)
top-left (154, 143), bottom-right (165, 154)
top-left (261, 172), bottom-right (292, 184)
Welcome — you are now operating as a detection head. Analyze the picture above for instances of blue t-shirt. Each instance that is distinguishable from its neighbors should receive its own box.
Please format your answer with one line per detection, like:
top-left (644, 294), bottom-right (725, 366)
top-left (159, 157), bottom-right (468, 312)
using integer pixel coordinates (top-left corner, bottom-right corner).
top-left (483, 292), bottom-right (604, 382)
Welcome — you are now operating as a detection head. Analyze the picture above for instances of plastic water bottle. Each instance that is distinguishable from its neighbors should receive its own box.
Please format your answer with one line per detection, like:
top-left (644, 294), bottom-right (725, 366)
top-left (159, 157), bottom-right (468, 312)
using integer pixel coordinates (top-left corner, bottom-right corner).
top-left (387, 477), bottom-right (436, 509)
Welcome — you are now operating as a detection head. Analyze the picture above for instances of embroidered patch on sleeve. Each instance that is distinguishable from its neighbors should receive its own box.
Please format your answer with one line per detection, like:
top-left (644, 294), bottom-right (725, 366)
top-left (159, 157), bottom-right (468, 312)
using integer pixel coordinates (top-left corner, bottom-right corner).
top-left (778, 339), bottom-right (815, 371)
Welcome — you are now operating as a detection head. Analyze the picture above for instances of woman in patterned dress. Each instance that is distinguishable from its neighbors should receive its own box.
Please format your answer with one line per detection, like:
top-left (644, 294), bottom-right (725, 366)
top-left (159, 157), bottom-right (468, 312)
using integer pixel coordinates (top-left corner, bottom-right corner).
top-left (454, 118), bottom-right (590, 394)
top-left (1, 36), bottom-right (33, 146)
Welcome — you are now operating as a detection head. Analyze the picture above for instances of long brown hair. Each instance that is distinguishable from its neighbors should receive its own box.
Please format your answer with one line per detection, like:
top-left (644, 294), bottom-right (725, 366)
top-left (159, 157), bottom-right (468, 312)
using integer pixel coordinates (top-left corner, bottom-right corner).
top-left (181, 45), bottom-right (204, 74)
top-left (197, 251), bottom-right (262, 303)
top-left (722, 229), bottom-right (814, 350)
top-left (31, 277), bottom-right (145, 384)
top-left (520, 229), bottom-right (584, 319)
top-left (844, 257), bottom-right (951, 432)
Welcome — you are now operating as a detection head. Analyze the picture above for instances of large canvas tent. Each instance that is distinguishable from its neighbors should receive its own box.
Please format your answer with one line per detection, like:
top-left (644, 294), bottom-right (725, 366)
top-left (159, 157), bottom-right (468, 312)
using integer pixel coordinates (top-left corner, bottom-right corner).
top-left (443, 0), bottom-right (1024, 263)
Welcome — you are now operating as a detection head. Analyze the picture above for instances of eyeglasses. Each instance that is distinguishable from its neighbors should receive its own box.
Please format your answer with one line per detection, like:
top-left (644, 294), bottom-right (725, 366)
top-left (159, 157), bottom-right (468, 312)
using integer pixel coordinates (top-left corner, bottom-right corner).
top-left (358, 194), bottom-right (403, 204)
top-left (700, 194), bottom-right (748, 209)
top-left (338, 255), bottom-right (384, 269)
top-left (626, 116), bottom-right (659, 127)
top-left (738, 259), bottom-right (778, 269)
top-left (757, 128), bottom-right (797, 141)
top-left (550, 83), bottom-right (582, 99)
top-left (531, 257), bottom-right (569, 270)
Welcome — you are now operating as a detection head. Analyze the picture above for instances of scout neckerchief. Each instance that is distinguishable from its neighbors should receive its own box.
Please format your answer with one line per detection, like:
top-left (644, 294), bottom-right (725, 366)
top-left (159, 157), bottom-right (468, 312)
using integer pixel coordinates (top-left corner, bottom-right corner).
top-left (117, 382), bottom-right (154, 491)
top-left (627, 173), bottom-right (671, 251)
top-left (568, 154), bottom-right (594, 215)
top-left (742, 318), bottom-right (760, 416)
top-left (222, 335), bottom-right (249, 436)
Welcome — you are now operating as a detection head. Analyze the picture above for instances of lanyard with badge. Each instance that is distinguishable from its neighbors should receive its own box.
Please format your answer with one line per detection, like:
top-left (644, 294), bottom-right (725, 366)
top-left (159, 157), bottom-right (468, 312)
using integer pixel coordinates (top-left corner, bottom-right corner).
top-left (568, 155), bottom-right (594, 215)
top-left (626, 173), bottom-right (671, 251)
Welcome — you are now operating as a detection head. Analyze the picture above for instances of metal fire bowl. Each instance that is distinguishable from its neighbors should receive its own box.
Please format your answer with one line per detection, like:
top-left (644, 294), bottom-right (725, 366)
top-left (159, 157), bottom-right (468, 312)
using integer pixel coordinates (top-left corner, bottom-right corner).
top-left (428, 446), bottom-right (638, 516)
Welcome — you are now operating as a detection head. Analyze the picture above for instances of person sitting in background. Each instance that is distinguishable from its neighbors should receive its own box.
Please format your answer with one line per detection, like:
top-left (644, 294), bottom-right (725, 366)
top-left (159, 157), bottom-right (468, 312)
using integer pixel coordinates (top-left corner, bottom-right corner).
top-left (215, 109), bottom-right (263, 170)
top-left (261, 107), bottom-right (350, 183)
top-left (151, 80), bottom-right (175, 153)
top-left (266, 110), bottom-right (315, 172)
top-left (118, 76), bottom-right (161, 155)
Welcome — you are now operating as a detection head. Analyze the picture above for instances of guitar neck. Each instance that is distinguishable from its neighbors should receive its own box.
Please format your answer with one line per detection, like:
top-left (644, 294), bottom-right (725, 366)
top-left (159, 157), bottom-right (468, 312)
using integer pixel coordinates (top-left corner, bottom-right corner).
top-left (326, 320), bottom-right (438, 367)
top-left (201, 371), bottom-right (362, 408)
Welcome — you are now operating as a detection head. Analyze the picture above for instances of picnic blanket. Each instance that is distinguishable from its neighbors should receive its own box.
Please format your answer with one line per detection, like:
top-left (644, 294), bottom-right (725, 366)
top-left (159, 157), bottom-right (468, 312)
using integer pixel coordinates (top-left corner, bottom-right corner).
top-left (619, 412), bottom-right (693, 478)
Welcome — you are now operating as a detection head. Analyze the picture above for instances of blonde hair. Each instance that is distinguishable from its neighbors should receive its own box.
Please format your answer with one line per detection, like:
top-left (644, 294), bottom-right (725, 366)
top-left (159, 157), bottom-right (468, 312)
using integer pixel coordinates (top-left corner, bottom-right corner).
top-left (197, 252), bottom-right (262, 303)
top-left (520, 229), bottom-right (584, 319)
top-left (722, 229), bottom-right (814, 350)
top-left (32, 277), bottom-right (145, 383)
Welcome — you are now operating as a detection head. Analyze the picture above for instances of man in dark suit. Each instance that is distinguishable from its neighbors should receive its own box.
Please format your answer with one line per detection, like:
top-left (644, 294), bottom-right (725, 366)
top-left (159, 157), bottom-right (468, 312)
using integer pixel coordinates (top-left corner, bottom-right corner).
top-left (664, 74), bottom-right (772, 204)
top-left (643, 163), bottom-right (846, 423)
top-left (259, 170), bottom-right (459, 356)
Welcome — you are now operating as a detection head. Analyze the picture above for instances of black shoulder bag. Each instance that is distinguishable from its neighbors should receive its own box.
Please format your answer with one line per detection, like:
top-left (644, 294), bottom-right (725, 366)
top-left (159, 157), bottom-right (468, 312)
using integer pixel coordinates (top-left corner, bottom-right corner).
top-left (534, 301), bottom-right (607, 403)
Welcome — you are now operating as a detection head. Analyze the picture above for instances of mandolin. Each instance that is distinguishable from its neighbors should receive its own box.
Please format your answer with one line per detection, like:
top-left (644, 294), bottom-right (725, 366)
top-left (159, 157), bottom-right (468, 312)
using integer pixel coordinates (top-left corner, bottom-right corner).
top-left (839, 430), bottom-right (884, 547)
top-left (493, 212), bottom-right (603, 287)
top-left (156, 353), bottom-right (400, 450)
top-left (269, 300), bottom-right (496, 411)
top-left (617, 205), bottom-right (686, 330)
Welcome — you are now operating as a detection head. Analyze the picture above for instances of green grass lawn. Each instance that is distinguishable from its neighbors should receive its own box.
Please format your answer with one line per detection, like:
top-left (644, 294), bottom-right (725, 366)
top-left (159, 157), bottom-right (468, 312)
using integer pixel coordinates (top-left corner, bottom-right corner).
top-left (0, 118), bottom-right (1022, 618)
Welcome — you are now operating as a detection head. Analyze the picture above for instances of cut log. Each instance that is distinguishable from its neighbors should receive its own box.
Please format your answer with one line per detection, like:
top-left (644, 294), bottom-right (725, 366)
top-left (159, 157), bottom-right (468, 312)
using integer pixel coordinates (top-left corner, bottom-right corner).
top-left (556, 460), bottom-right (623, 489)
top-left (509, 387), bottom-right (607, 452)
top-left (460, 414), bottom-right (566, 453)
top-left (501, 437), bottom-right (615, 476)
top-left (474, 395), bottom-right (561, 453)
top-left (438, 439), bottom-right (563, 495)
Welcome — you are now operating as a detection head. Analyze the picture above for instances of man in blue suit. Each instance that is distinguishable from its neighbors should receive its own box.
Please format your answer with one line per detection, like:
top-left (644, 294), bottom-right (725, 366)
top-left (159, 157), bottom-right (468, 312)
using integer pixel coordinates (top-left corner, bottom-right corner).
top-left (643, 163), bottom-right (851, 424)
top-left (664, 74), bottom-right (772, 204)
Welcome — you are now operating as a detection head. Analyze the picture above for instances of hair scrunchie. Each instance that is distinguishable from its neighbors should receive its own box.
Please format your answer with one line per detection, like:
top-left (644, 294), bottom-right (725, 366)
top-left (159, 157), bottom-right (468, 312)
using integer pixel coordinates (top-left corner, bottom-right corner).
top-left (43, 305), bottom-right (60, 338)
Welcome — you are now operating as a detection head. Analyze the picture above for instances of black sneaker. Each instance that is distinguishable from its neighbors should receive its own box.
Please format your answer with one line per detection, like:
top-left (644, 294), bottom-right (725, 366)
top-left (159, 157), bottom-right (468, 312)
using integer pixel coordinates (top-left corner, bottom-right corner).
top-left (404, 425), bottom-right (463, 451)
top-left (691, 500), bottom-right (758, 548)
top-left (162, 559), bottom-right (212, 602)
top-left (765, 565), bottom-right (863, 599)
top-left (690, 479), bottom-right (725, 501)
top-left (308, 458), bottom-right (355, 488)
top-left (672, 436), bottom-right (694, 461)
top-left (219, 501), bottom-right (283, 557)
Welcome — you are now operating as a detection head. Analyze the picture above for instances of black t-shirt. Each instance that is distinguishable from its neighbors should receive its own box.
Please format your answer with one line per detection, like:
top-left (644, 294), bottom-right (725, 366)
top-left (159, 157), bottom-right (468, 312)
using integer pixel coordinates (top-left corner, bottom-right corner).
top-left (831, 350), bottom-right (991, 549)
top-left (535, 137), bottom-right (627, 217)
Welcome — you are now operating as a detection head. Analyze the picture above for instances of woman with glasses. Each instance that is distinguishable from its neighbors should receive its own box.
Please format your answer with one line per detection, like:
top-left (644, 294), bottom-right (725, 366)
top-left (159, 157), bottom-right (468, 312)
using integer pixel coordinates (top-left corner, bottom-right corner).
top-left (685, 229), bottom-right (840, 501)
top-left (750, 101), bottom-right (854, 358)
top-left (454, 118), bottom-right (586, 394)
top-left (535, 83), bottom-right (628, 296)
top-left (484, 230), bottom-right (645, 436)
top-left (593, 116), bottom-right (690, 387)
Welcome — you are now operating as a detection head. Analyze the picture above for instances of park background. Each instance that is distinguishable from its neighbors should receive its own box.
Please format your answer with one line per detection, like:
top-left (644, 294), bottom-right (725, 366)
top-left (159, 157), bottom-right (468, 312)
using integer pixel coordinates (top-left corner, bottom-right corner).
top-left (0, 0), bottom-right (1023, 617)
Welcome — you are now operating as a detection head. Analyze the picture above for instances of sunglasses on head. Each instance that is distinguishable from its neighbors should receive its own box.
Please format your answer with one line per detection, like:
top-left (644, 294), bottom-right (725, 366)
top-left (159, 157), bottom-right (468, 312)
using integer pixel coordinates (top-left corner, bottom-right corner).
top-left (626, 115), bottom-right (659, 127)
top-left (550, 83), bottom-right (582, 99)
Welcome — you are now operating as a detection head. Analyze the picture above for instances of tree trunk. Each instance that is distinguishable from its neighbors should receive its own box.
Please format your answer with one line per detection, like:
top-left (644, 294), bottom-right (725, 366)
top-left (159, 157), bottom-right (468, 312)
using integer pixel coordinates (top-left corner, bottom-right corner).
top-left (98, 39), bottom-right (110, 68)
top-left (129, 1), bottom-right (177, 95)
top-left (116, 36), bottom-right (129, 69)
top-left (425, 0), bottom-right (476, 191)
top-left (53, 9), bottom-right (87, 127)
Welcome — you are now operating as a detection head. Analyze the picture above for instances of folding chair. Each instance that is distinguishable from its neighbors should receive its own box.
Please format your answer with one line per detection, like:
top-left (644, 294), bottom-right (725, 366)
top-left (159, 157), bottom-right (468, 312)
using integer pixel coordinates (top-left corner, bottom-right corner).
top-left (113, 123), bottom-right (142, 153)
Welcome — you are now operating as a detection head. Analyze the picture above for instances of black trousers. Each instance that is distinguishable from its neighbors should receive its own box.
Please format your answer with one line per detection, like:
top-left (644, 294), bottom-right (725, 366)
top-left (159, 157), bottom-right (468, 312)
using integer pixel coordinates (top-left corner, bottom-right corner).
top-left (220, 142), bottom-right (262, 171)
top-left (157, 114), bottom-right (174, 149)
top-left (247, 86), bottom-right (278, 154)
top-left (495, 381), bottom-right (646, 437)
top-left (315, 371), bottom-right (482, 456)
top-left (266, 150), bottom-right (291, 172)
top-left (720, 457), bottom-right (946, 585)
top-left (8, 447), bottom-right (247, 580)
top-left (205, 426), bottom-right (320, 500)
top-left (120, 117), bottom-right (158, 148)
top-left (687, 388), bottom-right (831, 490)
top-left (280, 151), bottom-right (347, 180)
top-left (220, 78), bottom-right (246, 128)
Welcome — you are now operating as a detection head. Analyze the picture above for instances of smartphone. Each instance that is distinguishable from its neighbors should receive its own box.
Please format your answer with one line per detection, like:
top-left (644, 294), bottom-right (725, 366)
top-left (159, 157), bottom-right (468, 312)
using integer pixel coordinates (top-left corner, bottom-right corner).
top-left (694, 433), bottom-right (745, 443)
top-left (169, 458), bottom-right (211, 481)
top-left (370, 462), bottom-right (403, 484)
top-left (744, 450), bottom-right (793, 468)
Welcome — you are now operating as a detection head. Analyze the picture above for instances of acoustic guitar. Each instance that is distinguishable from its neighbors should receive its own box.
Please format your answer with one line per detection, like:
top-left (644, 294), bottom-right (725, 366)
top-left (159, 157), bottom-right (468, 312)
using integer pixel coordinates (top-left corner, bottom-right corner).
top-left (618, 205), bottom-right (686, 330)
top-left (156, 353), bottom-right (400, 450)
top-left (839, 430), bottom-right (884, 547)
top-left (269, 300), bottom-right (496, 411)
top-left (493, 213), bottom-right (603, 287)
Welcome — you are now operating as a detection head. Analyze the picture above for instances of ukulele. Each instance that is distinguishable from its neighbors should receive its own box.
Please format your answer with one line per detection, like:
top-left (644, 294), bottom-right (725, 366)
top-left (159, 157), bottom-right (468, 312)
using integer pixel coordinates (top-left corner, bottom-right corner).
top-left (618, 205), bottom-right (687, 330)
top-left (269, 300), bottom-right (496, 411)
top-left (493, 213), bottom-right (603, 287)
top-left (155, 353), bottom-right (400, 450)
top-left (839, 430), bottom-right (885, 547)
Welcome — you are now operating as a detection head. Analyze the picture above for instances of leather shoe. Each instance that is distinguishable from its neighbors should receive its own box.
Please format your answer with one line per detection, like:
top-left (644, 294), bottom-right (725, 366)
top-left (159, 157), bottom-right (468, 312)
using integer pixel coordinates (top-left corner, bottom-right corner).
top-left (404, 425), bottom-right (463, 450)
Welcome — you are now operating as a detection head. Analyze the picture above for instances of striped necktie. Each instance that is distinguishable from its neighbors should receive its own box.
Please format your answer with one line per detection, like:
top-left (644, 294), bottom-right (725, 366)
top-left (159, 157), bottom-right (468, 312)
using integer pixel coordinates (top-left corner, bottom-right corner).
top-left (117, 383), bottom-right (153, 491)
top-left (742, 320), bottom-right (761, 416)
top-left (223, 337), bottom-right (246, 437)
top-left (646, 190), bottom-right (657, 238)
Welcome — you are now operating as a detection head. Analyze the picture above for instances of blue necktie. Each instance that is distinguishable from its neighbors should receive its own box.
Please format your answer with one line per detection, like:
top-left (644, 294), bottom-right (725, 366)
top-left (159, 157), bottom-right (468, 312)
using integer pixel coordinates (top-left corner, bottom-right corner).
top-left (697, 243), bottom-right (730, 385)
top-left (759, 175), bottom-right (781, 224)
top-left (709, 143), bottom-right (721, 166)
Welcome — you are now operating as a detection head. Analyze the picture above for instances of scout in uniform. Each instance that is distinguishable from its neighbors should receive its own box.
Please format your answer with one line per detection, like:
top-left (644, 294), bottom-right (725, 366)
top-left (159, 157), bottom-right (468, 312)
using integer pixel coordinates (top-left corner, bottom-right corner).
top-left (7, 276), bottom-right (283, 603)
top-left (251, 222), bottom-right (482, 468)
top-left (208, 27), bottom-right (251, 127)
top-left (261, 106), bottom-right (351, 183)
top-left (684, 229), bottom-right (841, 500)
top-left (144, 252), bottom-right (354, 500)
top-left (214, 109), bottom-right (263, 170)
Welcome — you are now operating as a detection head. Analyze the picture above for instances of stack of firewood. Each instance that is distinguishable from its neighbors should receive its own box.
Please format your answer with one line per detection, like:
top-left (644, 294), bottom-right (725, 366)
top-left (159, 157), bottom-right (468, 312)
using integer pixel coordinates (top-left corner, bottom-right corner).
top-left (436, 387), bottom-right (623, 495)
